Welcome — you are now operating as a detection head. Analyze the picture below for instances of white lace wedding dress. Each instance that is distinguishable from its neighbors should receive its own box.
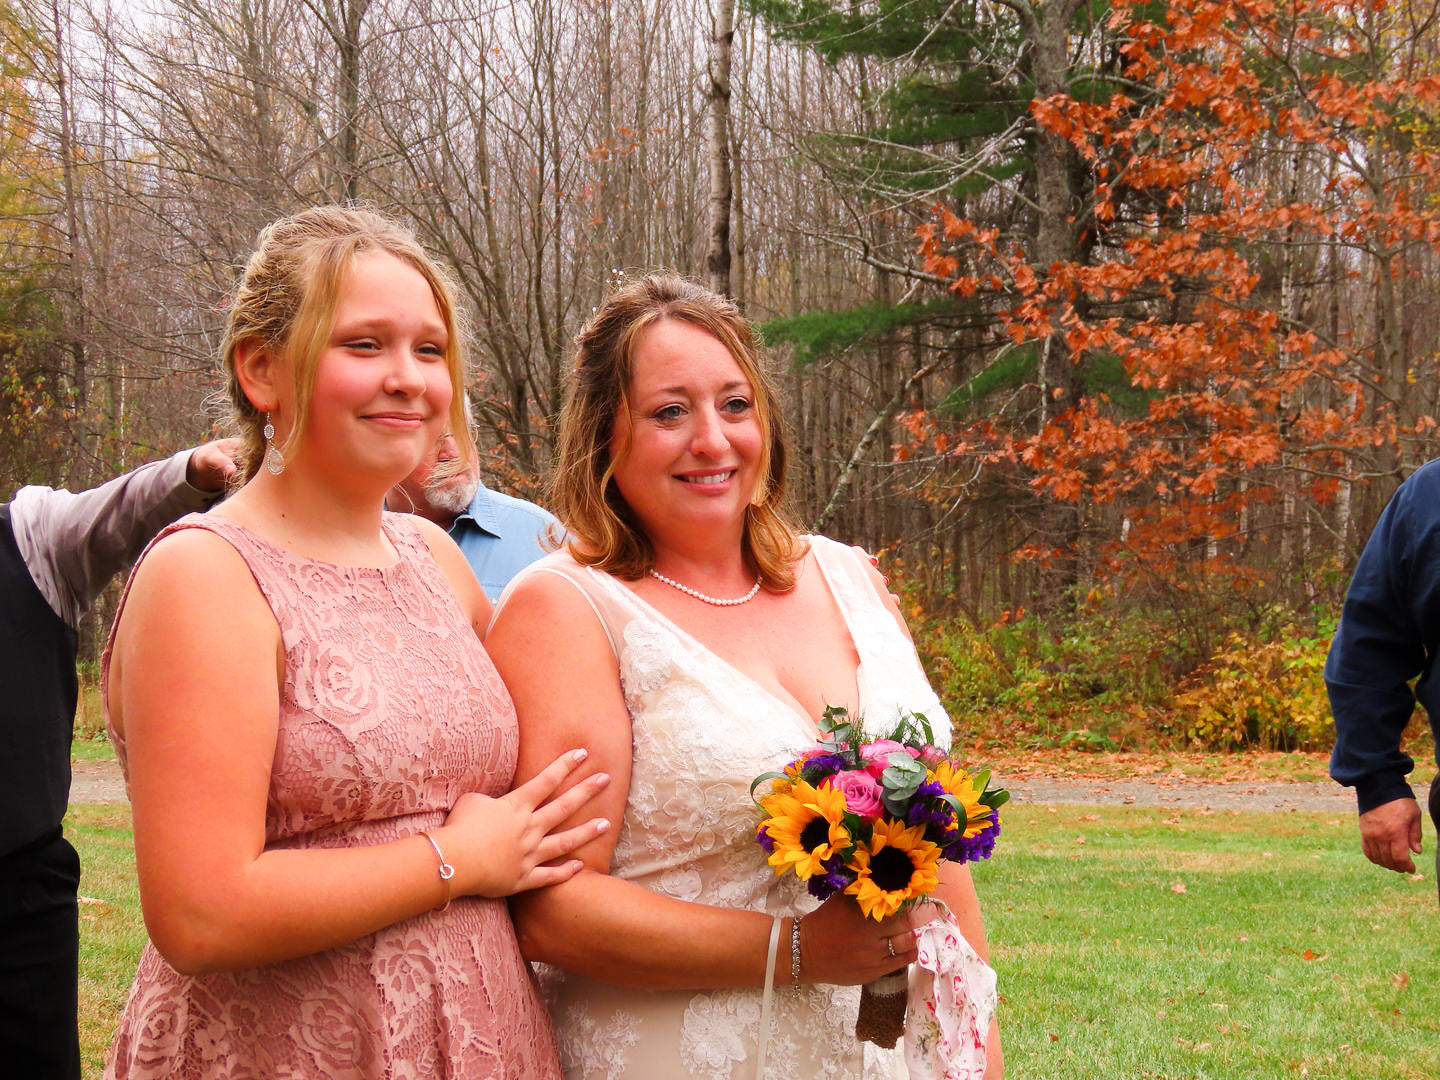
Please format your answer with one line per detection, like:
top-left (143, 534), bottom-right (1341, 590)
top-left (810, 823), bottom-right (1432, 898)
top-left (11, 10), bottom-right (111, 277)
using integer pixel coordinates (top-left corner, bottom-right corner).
top-left (504, 535), bottom-right (950, 1079)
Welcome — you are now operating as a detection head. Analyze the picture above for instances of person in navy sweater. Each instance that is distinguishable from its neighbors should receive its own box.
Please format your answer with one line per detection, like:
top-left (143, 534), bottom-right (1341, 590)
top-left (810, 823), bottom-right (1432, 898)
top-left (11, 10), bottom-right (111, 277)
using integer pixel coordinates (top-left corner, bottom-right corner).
top-left (1326, 459), bottom-right (1440, 897)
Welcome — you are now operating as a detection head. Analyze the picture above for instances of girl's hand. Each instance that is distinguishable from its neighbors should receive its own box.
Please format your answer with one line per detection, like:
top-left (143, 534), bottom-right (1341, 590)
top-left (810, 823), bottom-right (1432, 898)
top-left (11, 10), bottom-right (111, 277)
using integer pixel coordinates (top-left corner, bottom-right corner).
top-left (436, 748), bottom-right (611, 897)
top-left (795, 891), bottom-right (926, 985)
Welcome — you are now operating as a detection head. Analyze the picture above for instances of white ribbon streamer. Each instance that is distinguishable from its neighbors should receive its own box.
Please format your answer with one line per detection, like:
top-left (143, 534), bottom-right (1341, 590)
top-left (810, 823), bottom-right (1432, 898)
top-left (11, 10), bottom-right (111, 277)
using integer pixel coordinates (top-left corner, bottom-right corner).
top-left (755, 913), bottom-right (784, 1080)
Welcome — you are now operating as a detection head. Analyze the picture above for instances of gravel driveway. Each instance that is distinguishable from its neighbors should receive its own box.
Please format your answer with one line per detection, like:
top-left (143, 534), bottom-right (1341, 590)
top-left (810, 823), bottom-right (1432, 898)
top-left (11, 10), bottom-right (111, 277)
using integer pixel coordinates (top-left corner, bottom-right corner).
top-left (69, 757), bottom-right (1425, 813)
top-left (70, 759), bottom-right (129, 805)
top-left (1004, 776), bottom-right (1389, 812)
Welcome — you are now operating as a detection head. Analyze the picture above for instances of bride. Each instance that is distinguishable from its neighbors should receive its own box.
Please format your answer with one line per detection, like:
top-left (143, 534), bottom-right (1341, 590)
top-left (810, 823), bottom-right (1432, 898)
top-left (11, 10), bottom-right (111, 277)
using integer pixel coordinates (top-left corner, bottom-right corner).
top-left (486, 274), bottom-right (1003, 1078)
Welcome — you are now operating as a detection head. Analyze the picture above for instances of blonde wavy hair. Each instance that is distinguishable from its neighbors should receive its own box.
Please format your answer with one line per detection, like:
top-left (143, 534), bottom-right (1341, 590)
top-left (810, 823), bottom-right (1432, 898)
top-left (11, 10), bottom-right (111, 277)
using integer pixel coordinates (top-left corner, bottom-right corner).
top-left (220, 205), bottom-right (474, 482)
top-left (550, 273), bottom-right (803, 589)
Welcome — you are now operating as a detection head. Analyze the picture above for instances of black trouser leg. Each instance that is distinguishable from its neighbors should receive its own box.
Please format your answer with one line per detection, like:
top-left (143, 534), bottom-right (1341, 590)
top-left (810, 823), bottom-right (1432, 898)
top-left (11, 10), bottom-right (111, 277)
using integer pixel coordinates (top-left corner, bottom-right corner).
top-left (1430, 782), bottom-right (1440, 906)
top-left (0, 830), bottom-right (82, 1080)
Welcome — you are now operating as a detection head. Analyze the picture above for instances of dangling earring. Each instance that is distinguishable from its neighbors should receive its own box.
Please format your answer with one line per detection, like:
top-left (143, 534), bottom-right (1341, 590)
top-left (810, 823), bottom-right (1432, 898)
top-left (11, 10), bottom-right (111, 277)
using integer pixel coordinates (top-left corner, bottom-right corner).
top-left (262, 412), bottom-right (286, 476)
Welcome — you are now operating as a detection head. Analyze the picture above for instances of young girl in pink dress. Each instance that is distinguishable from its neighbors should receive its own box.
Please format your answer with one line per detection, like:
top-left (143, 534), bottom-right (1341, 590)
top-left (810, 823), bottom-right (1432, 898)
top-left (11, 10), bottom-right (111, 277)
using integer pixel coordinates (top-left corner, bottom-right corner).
top-left (103, 206), bottom-right (608, 1079)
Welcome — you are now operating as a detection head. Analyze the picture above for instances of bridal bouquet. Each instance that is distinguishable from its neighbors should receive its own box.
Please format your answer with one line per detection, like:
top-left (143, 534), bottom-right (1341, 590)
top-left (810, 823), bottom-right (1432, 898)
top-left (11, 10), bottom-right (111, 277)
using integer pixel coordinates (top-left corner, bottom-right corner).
top-left (752, 707), bottom-right (1007, 1049)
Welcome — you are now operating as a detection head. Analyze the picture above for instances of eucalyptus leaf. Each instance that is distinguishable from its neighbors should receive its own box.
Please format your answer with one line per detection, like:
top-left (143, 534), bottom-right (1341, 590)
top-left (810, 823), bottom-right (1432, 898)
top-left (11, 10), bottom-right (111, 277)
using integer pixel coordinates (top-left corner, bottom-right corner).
top-left (885, 752), bottom-right (926, 779)
top-left (882, 793), bottom-right (913, 819)
top-left (881, 762), bottom-right (925, 802)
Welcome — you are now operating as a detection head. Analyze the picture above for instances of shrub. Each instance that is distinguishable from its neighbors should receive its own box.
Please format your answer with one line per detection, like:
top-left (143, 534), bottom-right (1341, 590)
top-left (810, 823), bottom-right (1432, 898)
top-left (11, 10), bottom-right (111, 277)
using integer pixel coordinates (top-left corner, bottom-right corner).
top-left (1171, 620), bottom-right (1334, 750)
top-left (913, 599), bottom-right (1184, 750)
top-left (910, 576), bottom-right (1342, 753)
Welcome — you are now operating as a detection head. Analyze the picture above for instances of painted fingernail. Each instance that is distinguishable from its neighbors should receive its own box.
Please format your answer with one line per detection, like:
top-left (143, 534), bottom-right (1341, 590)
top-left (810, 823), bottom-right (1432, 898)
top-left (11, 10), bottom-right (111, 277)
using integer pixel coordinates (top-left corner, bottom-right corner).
top-left (596, 819), bottom-right (611, 833)
top-left (572, 748), bottom-right (588, 763)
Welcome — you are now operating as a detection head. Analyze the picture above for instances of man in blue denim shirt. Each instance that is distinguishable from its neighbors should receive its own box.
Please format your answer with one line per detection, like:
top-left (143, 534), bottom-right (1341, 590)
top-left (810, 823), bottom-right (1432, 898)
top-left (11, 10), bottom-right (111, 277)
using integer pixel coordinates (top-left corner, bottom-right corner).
top-left (1326, 459), bottom-right (1440, 896)
top-left (391, 431), bottom-right (557, 602)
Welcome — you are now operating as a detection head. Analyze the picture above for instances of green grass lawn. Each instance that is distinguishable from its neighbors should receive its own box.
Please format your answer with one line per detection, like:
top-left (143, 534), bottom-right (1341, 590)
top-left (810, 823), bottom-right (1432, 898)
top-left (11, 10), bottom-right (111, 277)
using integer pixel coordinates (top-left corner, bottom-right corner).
top-left (70, 736), bottom-right (116, 764)
top-left (67, 802), bottom-right (1438, 1079)
top-left (985, 804), bottom-right (1439, 1079)
top-left (67, 805), bottom-right (145, 1079)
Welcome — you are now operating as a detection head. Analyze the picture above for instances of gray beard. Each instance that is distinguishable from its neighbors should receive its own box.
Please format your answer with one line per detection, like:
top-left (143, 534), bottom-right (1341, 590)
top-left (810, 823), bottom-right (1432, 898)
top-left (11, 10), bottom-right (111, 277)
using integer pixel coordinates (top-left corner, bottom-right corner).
top-left (424, 473), bottom-right (480, 518)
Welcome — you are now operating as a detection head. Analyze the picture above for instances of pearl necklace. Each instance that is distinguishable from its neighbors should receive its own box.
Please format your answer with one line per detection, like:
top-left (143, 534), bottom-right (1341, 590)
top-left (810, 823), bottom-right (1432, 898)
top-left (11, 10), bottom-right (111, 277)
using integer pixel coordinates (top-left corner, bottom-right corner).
top-left (649, 570), bottom-right (762, 606)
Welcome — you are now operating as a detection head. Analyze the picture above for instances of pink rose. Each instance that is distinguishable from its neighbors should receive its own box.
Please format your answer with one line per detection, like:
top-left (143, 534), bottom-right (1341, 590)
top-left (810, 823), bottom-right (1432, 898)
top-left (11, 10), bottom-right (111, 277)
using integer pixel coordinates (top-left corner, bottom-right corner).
top-left (830, 769), bottom-right (884, 820)
top-left (861, 739), bottom-right (912, 778)
top-left (917, 744), bottom-right (948, 767)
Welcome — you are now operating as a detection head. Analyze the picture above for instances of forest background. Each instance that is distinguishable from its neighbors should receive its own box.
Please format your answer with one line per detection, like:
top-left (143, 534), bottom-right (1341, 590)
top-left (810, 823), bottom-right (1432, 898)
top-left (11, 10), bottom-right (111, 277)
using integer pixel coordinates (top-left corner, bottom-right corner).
top-left (4, 0), bottom-right (1439, 760)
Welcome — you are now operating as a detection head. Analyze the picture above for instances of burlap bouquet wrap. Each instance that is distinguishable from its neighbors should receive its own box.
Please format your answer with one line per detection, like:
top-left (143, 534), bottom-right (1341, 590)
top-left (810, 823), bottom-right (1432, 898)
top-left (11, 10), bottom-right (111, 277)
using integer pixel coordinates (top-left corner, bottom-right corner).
top-left (854, 968), bottom-right (909, 1047)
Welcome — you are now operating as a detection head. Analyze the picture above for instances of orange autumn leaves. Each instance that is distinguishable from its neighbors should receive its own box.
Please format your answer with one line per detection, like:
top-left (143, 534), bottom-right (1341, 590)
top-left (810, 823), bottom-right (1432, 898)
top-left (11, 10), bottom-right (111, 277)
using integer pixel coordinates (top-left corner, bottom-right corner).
top-left (909, 0), bottom-right (1440, 581)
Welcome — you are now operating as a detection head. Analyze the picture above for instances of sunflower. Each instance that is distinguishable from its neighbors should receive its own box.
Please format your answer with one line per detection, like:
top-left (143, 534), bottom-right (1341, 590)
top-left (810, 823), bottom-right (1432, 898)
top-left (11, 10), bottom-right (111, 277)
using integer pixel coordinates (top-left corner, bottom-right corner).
top-left (845, 817), bottom-right (942, 920)
top-left (930, 761), bottom-right (996, 838)
top-left (759, 779), bottom-right (852, 880)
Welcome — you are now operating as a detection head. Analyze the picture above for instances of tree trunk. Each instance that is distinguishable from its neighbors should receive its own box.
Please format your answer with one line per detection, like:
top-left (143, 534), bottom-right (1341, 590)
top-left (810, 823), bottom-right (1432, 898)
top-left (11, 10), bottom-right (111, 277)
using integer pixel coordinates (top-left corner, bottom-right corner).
top-left (1028, 0), bottom-right (1084, 607)
top-left (705, 0), bottom-right (735, 297)
top-left (49, 0), bottom-right (87, 411)
top-left (337, 0), bottom-right (369, 200)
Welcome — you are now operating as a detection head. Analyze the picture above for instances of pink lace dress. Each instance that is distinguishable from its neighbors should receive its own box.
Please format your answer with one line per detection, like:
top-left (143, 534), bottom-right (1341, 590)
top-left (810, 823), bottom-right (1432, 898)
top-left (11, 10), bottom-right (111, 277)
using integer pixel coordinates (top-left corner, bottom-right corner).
top-left (102, 513), bottom-right (561, 1080)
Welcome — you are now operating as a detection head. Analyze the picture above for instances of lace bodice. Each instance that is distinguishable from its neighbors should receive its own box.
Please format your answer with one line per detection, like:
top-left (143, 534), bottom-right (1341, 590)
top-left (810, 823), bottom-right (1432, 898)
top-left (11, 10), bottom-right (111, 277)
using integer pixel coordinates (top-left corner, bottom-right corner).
top-left (103, 513), bottom-right (560, 1079)
top-left (503, 535), bottom-right (950, 1079)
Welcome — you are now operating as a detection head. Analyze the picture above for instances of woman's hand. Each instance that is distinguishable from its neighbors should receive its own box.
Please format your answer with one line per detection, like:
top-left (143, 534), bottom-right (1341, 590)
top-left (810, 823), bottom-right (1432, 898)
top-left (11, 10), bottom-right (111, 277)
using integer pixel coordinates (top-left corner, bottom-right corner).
top-left (796, 893), bottom-right (936, 985)
top-left (435, 748), bottom-right (612, 898)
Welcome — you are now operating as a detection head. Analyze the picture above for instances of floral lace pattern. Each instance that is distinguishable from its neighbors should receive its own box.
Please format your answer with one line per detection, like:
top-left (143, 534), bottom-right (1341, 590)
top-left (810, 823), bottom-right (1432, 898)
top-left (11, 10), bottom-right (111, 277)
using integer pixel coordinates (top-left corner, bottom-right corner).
top-left (515, 536), bottom-right (952, 1079)
top-left (103, 513), bottom-right (561, 1079)
top-left (552, 998), bottom-right (643, 1077)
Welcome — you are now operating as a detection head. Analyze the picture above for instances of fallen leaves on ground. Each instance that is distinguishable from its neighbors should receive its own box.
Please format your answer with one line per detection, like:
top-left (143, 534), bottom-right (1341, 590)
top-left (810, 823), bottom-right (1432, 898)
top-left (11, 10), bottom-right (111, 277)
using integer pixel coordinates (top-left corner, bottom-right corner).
top-left (979, 748), bottom-right (1335, 784)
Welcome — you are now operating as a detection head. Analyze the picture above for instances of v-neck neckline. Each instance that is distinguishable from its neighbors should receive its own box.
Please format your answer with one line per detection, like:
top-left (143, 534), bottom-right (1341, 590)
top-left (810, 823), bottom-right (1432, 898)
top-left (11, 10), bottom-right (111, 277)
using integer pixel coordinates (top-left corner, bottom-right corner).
top-left (589, 538), bottom-right (866, 742)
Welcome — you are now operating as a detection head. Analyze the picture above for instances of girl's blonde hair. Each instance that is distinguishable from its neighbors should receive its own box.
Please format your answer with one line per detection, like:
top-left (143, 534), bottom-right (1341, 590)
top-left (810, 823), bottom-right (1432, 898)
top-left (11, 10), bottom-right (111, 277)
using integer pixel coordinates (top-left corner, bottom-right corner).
top-left (550, 273), bottom-right (803, 589)
top-left (221, 205), bottom-right (473, 481)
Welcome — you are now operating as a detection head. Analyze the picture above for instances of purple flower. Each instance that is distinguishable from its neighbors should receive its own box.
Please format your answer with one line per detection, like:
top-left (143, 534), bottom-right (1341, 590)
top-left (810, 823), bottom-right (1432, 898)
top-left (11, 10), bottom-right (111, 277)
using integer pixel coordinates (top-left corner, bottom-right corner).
top-left (945, 816), bottom-right (1002, 863)
top-left (806, 855), bottom-right (854, 900)
top-left (905, 782), bottom-right (955, 831)
top-left (800, 753), bottom-right (849, 781)
top-left (757, 825), bottom-right (776, 854)
top-left (807, 875), bottom-right (840, 900)
top-left (908, 801), bottom-right (954, 831)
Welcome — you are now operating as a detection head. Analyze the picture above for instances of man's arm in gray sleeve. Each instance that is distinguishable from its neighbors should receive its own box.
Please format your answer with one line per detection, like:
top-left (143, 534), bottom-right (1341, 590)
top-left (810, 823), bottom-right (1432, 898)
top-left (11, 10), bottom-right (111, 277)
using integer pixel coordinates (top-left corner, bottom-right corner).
top-left (8, 449), bottom-right (219, 627)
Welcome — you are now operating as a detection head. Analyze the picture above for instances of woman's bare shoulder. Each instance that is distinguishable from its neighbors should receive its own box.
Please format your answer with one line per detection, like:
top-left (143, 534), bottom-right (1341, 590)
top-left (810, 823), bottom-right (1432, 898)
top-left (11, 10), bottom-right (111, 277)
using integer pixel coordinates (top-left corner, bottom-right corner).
top-left (493, 555), bottom-right (604, 626)
top-left (126, 520), bottom-right (258, 595)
